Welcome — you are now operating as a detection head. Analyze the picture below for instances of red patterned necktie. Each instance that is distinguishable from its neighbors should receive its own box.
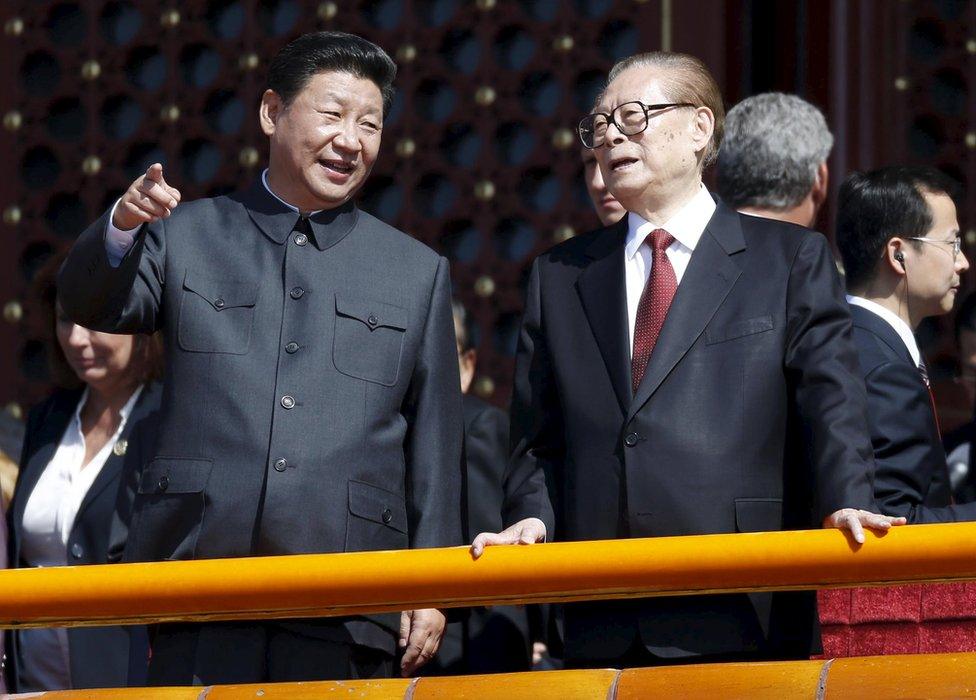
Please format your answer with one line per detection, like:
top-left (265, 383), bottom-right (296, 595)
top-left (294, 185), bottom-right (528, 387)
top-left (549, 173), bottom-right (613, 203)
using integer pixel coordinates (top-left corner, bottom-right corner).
top-left (632, 228), bottom-right (677, 394)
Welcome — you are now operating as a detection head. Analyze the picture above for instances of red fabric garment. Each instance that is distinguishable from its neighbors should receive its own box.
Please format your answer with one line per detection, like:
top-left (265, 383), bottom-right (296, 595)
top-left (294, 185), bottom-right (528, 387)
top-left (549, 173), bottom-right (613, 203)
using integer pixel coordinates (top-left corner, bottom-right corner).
top-left (631, 229), bottom-right (676, 394)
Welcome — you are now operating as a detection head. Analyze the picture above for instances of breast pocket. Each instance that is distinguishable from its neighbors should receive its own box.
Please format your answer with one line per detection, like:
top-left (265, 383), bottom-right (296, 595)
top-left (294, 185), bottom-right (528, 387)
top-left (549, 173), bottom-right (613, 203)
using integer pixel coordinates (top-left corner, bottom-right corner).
top-left (332, 294), bottom-right (408, 386)
top-left (178, 272), bottom-right (258, 355)
top-left (704, 315), bottom-right (775, 345)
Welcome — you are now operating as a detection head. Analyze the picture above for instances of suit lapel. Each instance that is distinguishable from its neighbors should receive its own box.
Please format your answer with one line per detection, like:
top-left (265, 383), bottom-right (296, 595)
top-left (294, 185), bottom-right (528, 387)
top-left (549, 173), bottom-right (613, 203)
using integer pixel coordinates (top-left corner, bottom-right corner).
top-left (11, 391), bottom-right (82, 556)
top-left (73, 451), bottom-right (123, 528)
top-left (74, 385), bottom-right (150, 526)
top-left (576, 220), bottom-right (631, 413)
top-left (628, 203), bottom-right (745, 422)
top-left (849, 305), bottom-right (915, 366)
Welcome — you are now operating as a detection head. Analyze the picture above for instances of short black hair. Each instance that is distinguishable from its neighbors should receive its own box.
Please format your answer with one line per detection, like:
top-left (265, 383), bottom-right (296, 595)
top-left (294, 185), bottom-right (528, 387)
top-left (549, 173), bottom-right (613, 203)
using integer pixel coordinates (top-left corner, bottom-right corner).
top-left (266, 31), bottom-right (397, 115)
top-left (836, 165), bottom-right (959, 291)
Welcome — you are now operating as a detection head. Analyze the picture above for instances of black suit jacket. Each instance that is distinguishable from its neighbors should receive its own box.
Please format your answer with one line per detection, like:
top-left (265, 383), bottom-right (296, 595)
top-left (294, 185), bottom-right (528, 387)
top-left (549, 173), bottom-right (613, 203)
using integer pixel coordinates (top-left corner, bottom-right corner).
top-left (503, 203), bottom-right (877, 662)
top-left (850, 304), bottom-right (976, 522)
top-left (58, 179), bottom-right (463, 653)
top-left (7, 384), bottom-right (160, 691)
top-left (463, 394), bottom-right (510, 540)
top-left (430, 394), bottom-right (530, 674)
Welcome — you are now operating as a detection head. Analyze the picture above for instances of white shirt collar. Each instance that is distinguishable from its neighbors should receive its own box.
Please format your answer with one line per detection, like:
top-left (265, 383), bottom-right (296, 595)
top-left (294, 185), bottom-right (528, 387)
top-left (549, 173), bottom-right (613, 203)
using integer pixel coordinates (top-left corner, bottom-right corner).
top-left (261, 169), bottom-right (323, 216)
top-left (846, 295), bottom-right (921, 366)
top-left (73, 384), bottom-right (144, 432)
top-left (625, 184), bottom-right (716, 260)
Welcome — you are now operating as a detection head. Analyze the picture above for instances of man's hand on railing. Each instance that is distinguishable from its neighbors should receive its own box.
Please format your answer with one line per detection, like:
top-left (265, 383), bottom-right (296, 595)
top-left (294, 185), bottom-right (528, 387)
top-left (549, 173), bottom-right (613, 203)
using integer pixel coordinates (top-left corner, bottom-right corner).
top-left (398, 608), bottom-right (445, 677)
top-left (469, 517), bottom-right (548, 559)
top-left (823, 508), bottom-right (907, 544)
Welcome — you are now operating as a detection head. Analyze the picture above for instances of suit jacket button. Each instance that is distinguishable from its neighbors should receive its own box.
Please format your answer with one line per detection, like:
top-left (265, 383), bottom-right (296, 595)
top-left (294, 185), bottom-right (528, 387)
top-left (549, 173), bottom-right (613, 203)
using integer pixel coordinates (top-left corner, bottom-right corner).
top-left (281, 395), bottom-right (295, 409)
top-left (70, 543), bottom-right (84, 559)
top-left (214, 298), bottom-right (226, 309)
top-left (382, 508), bottom-right (393, 524)
top-left (367, 315), bottom-right (378, 327)
top-left (624, 432), bottom-right (639, 447)
top-left (158, 475), bottom-right (169, 492)
top-left (294, 232), bottom-right (308, 246)
top-left (290, 287), bottom-right (305, 300)
top-left (273, 458), bottom-right (288, 472)
top-left (285, 342), bottom-right (299, 354)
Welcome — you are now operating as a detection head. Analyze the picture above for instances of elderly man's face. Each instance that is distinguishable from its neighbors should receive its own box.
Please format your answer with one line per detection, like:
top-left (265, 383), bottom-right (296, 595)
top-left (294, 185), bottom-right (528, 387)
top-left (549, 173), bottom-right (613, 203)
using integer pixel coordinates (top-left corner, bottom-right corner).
top-left (262, 70), bottom-right (383, 211)
top-left (593, 66), bottom-right (708, 209)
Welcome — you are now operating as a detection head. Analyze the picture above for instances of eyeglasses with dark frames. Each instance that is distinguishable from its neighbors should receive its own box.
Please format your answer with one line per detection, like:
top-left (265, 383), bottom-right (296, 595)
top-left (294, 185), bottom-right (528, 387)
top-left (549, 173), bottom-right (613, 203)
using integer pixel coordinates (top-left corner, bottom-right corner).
top-left (578, 101), bottom-right (697, 149)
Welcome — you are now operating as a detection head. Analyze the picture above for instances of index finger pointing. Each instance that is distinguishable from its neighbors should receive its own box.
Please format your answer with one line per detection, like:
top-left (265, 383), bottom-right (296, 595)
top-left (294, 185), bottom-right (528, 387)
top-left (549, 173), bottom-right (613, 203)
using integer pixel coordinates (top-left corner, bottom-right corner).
top-left (145, 163), bottom-right (165, 184)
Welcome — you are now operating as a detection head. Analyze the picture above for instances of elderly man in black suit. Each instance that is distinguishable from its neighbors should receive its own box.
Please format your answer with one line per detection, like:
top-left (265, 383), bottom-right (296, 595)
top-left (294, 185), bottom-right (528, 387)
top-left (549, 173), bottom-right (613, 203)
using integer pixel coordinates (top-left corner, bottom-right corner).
top-left (836, 166), bottom-right (976, 522)
top-left (473, 51), bottom-right (903, 667)
top-left (59, 32), bottom-right (463, 683)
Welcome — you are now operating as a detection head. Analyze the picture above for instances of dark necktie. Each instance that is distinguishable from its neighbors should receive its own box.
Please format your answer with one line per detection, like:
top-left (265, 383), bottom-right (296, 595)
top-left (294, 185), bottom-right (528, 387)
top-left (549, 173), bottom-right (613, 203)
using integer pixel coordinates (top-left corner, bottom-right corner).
top-left (919, 358), bottom-right (942, 438)
top-left (631, 229), bottom-right (677, 394)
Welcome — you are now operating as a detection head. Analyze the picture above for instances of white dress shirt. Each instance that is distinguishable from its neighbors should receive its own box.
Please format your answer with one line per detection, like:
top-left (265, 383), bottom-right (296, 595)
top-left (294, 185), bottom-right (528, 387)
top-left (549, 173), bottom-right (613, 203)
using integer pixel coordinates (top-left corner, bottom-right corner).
top-left (105, 169), bottom-right (314, 267)
top-left (846, 295), bottom-right (921, 366)
top-left (18, 385), bottom-right (143, 692)
top-left (625, 185), bottom-right (717, 356)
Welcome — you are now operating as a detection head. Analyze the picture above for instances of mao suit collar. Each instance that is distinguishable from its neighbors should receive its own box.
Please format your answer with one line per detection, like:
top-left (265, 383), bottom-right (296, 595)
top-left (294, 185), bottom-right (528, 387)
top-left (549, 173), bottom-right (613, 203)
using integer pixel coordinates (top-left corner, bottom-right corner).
top-left (238, 177), bottom-right (360, 252)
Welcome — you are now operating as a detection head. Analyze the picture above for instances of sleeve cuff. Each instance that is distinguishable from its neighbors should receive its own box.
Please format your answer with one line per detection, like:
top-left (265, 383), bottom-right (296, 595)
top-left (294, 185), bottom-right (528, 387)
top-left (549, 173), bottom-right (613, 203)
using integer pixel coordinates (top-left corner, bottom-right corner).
top-left (105, 198), bottom-right (140, 268)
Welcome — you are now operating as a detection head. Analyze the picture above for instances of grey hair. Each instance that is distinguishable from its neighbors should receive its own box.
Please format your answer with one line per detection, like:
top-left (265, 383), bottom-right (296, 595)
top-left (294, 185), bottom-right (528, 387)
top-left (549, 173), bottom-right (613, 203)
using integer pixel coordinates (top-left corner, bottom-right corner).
top-left (716, 92), bottom-right (834, 210)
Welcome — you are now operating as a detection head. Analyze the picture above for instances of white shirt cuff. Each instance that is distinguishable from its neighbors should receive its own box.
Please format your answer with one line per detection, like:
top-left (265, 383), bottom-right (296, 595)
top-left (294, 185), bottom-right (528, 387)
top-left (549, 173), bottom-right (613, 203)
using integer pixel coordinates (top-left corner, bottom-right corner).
top-left (105, 198), bottom-right (140, 268)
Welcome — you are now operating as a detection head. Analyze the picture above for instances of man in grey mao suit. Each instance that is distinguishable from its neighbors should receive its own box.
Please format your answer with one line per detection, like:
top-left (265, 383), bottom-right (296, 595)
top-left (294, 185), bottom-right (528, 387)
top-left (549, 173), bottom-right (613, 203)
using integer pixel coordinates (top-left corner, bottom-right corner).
top-left (59, 32), bottom-right (463, 683)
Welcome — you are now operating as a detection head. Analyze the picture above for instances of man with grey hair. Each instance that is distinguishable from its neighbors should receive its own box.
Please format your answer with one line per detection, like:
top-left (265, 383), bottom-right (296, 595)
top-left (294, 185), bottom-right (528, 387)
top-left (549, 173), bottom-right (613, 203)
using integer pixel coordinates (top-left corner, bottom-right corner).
top-left (717, 92), bottom-right (833, 229)
top-left (473, 51), bottom-right (901, 667)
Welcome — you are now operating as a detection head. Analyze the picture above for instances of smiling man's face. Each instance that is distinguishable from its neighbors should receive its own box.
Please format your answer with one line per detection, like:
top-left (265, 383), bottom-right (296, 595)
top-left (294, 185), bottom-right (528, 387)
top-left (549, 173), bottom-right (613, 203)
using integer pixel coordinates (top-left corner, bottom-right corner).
top-left (262, 70), bottom-right (383, 212)
top-left (592, 65), bottom-right (706, 211)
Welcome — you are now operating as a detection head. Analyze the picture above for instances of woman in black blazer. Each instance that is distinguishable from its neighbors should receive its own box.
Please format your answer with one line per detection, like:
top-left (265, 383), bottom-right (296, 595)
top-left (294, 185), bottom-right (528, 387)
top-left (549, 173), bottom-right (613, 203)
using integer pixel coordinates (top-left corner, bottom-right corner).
top-left (6, 254), bottom-right (162, 691)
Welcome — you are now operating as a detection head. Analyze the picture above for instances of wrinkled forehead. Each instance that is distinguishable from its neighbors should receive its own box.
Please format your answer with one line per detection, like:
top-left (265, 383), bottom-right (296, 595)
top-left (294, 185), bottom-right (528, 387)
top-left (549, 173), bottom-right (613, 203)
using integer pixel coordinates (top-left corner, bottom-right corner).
top-left (595, 66), bottom-right (670, 112)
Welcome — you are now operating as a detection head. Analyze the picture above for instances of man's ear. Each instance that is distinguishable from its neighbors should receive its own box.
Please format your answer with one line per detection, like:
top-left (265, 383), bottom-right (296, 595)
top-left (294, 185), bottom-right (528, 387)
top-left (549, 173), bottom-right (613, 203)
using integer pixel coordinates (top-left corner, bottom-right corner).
top-left (886, 238), bottom-right (908, 275)
top-left (811, 162), bottom-right (829, 209)
top-left (691, 106), bottom-right (715, 155)
top-left (259, 89), bottom-right (282, 138)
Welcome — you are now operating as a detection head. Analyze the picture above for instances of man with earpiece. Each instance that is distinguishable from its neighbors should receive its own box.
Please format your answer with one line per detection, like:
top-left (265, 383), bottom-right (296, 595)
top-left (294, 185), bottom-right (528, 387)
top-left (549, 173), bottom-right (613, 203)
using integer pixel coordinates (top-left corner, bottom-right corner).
top-left (836, 165), bottom-right (976, 522)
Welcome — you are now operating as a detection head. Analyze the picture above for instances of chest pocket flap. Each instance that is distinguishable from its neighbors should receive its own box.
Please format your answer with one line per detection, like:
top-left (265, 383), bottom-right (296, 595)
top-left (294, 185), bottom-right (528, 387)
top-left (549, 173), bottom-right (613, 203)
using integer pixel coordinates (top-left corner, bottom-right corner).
top-left (705, 315), bottom-right (774, 345)
top-left (183, 273), bottom-right (258, 311)
top-left (138, 458), bottom-right (213, 495)
top-left (179, 272), bottom-right (259, 354)
top-left (335, 294), bottom-right (408, 331)
top-left (333, 294), bottom-right (409, 386)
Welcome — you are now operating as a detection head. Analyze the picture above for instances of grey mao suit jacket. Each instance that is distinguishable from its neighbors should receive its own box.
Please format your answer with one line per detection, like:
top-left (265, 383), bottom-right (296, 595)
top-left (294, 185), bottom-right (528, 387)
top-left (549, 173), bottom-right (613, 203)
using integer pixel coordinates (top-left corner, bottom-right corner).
top-left (58, 178), bottom-right (464, 653)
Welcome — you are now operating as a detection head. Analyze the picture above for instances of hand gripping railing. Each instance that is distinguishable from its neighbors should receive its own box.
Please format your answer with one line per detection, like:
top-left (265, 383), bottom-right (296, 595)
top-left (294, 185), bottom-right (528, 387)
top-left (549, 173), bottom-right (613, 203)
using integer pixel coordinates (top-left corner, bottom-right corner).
top-left (3, 522), bottom-right (976, 698)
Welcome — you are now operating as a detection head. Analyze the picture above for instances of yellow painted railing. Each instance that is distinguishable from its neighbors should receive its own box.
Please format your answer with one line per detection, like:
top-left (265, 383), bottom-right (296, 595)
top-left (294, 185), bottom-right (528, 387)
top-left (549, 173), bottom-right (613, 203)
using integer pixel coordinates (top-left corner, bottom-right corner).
top-left (1, 522), bottom-right (975, 629)
top-left (7, 654), bottom-right (976, 699)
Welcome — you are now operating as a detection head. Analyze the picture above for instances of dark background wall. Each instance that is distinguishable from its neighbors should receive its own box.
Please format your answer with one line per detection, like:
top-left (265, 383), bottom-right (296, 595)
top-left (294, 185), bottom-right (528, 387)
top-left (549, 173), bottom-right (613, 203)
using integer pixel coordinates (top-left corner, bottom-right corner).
top-left (1, 0), bottom-right (973, 427)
